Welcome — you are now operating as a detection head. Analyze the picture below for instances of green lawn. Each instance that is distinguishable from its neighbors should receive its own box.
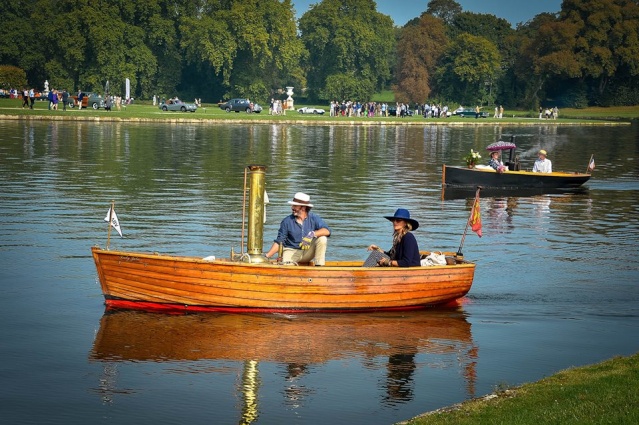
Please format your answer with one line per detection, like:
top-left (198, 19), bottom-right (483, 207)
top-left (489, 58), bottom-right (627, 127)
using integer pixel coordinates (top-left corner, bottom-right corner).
top-left (399, 353), bottom-right (639, 425)
top-left (0, 98), bottom-right (636, 123)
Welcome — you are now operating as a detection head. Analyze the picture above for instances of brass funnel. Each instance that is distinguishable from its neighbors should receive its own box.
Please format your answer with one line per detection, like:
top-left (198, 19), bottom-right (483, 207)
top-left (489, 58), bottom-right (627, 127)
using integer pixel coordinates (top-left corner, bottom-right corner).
top-left (245, 165), bottom-right (268, 263)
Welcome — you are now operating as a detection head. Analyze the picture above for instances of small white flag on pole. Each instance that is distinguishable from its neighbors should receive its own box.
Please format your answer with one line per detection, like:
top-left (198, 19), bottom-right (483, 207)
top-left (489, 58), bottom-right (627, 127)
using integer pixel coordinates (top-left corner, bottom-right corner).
top-left (104, 207), bottom-right (123, 237)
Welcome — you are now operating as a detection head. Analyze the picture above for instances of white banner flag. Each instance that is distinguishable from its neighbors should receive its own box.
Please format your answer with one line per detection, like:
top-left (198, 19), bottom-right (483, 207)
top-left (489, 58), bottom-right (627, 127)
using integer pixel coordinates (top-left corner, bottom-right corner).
top-left (125, 78), bottom-right (130, 101)
top-left (104, 207), bottom-right (123, 237)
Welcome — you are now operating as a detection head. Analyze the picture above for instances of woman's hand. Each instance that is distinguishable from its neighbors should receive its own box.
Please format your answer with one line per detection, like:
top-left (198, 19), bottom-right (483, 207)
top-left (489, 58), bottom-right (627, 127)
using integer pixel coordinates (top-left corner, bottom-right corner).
top-left (367, 244), bottom-right (378, 251)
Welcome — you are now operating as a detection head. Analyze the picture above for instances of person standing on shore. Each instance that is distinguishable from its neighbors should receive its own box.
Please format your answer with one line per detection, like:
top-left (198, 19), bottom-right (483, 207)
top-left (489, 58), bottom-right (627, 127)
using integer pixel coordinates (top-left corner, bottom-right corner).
top-left (62, 90), bottom-right (69, 111)
top-left (22, 89), bottom-right (30, 108)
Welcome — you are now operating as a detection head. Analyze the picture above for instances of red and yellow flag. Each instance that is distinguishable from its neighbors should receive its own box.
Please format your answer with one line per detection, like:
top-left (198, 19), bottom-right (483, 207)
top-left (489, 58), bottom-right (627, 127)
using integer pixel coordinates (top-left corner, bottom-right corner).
top-left (469, 190), bottom-right (482, 237)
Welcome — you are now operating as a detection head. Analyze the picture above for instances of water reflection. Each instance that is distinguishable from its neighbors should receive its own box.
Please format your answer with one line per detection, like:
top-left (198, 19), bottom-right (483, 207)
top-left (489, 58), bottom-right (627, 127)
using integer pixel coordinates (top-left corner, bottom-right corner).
top-left (90, 309), bottom-right (477, 421)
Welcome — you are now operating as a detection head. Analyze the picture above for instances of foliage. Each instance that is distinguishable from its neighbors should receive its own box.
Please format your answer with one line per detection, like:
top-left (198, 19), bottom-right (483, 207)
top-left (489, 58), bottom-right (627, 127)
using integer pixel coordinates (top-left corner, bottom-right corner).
top-left (464, 149), bottom-right (481, 166)
top-left (448, 11), bottom-right (514, 49)
top-left (321, 73), bottom-right (373, 101)
top-left (0, 65), bottom-right (28, 89)
top-left (426, 0), bottom-right (462, 25)
top-left (394, 14), bottom-right (448, 103)
top-left (434, 33), bottom-right (502, 105)
top-left (299, 0), bottom-right (394, 101)
top-left (0, 0), bottom-right (637, 107)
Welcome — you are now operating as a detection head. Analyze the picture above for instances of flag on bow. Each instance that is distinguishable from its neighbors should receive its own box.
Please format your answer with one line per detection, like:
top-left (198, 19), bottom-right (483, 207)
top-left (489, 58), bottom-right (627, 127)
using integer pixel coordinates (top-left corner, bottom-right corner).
top-left (588, 157), bottom-right (595, 171)
top-left (469, 189), bottom-right (482, 237)
top-left (104, 206), bottom-right (123, 237)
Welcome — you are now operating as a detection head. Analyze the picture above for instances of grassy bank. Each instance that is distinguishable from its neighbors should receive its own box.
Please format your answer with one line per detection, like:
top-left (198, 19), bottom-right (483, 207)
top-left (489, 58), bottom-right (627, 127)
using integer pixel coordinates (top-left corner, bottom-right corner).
top-left (0, 98), bottom-right (635, 124)
top-left (399, 352), bottom-right (639, 425)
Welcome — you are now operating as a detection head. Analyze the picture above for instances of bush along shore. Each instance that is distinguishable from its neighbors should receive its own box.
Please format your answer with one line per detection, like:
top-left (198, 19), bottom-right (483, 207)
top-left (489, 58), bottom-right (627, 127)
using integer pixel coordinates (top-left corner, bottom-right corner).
top-left (398, 352), bottom-right (639, 425)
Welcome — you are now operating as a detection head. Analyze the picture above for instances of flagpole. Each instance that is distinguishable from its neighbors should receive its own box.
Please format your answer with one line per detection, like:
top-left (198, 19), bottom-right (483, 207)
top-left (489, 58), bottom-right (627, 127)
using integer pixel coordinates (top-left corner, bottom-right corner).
top-left (106, 200), bottom-right (114, 250)
top-left (456, 187), bottom-right (481, 261)
top-left (585, 154), bottom-right (594, 174)
top-left (241, 167), bottom-right (248, 255)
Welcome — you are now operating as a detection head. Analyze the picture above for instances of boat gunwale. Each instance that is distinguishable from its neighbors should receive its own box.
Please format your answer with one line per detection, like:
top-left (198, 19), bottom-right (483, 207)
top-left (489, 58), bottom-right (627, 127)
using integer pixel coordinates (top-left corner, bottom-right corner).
top-left (91, 246), bottom-right (476, 270)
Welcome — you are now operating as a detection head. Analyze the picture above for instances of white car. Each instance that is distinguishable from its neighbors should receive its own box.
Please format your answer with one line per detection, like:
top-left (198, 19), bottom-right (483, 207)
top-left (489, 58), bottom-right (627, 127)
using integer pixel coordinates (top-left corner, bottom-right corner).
top-left (297, 107), bottom-right (325, 115)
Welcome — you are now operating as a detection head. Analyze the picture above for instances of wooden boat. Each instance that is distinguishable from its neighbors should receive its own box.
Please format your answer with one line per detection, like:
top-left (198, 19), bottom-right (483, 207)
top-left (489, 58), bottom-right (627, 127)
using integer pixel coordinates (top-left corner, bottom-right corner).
top-left (92, 165), bottom-right (475, 313)
top-left (443, 138), bottom-right (592, 190)
top-left (442, 165), bottom-right (591, 189)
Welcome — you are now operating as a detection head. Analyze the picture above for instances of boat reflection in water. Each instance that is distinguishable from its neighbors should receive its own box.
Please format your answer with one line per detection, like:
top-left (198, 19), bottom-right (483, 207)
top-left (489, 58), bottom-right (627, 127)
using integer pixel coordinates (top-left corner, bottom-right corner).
top-left (90, 308), bottom-right (477, 421)
top-left (441, 186), bottom-right (589, 201)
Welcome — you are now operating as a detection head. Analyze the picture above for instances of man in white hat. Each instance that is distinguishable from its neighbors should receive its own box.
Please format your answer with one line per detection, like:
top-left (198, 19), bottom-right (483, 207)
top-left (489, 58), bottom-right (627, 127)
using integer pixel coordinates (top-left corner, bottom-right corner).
top-left (264, 192), bottom-right (331, 265)
top-left (533, 149), bottom-right (552, 173)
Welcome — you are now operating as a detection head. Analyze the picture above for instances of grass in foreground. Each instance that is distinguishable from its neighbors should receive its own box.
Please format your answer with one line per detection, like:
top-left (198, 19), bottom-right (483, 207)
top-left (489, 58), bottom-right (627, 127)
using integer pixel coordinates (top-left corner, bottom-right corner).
top-left (399, 352), bottom-right (639, 425)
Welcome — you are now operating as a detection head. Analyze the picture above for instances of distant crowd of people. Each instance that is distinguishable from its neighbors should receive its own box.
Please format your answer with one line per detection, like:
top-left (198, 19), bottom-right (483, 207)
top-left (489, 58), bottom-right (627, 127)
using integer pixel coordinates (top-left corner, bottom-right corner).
top-left (327, 101), bottom-right (451, 118)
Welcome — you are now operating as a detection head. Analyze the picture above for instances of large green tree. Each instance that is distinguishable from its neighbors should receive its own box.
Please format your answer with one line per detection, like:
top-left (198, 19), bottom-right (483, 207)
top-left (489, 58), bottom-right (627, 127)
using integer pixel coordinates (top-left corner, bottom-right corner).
top-left (179, 0), bottom-right (304, 101)
top-left (298, 0), bottom-right (394, 101)
top-left (0, 65), bottom-right (28, 89)
top-left (426, 0), bottom-right (462, 25)
top-left (434, 33), bottom-right (502, 105)
top-left (0, 0), bottom-right (46, 87)
top-left (512, 0), bottom-right (639, 107)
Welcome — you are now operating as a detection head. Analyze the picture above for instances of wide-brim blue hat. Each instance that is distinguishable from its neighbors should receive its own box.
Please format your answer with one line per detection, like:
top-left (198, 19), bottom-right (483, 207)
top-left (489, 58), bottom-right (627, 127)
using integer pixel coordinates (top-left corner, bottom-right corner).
top-left (384, 208), bottom-right (419, 230)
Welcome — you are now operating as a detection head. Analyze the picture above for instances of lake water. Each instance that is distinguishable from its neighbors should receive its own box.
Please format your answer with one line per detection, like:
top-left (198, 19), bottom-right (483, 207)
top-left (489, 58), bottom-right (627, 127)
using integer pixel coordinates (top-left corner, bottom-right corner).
top-left (1, 119), bottom-right (638, 424)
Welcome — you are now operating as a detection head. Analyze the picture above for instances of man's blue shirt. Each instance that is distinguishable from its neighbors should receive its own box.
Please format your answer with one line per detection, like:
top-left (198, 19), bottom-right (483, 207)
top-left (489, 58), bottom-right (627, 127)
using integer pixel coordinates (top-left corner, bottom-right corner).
top-left (274, 212), bottom-right (331, 249)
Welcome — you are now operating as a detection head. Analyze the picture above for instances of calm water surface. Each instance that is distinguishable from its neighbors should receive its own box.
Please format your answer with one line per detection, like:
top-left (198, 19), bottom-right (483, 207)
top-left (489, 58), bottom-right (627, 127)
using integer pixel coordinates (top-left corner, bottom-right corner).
top-left (1, 119), bottom-right (638, 424)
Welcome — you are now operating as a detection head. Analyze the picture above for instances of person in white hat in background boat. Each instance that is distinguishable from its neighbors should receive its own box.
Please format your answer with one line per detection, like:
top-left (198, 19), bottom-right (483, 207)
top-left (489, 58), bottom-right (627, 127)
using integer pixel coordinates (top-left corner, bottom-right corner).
top-left (265, 192), bottom-right (331, 265)
top-left (533, 149), bottom-right (552, 173)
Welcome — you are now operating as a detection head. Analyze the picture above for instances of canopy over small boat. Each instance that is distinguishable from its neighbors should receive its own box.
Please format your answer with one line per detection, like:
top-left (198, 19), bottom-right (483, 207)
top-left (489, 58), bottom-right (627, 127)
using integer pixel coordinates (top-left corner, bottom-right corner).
top-left (486, 140), bottom-right (517, 151)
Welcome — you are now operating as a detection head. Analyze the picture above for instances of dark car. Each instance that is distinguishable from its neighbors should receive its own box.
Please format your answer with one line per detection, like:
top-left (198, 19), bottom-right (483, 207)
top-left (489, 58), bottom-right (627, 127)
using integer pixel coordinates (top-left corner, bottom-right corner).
top-left (387, 106), bottom-right (414, 117)
top-left (453, 107), bottom-right (490, 118)
top-left (219, 98), bottom-right (262, 113)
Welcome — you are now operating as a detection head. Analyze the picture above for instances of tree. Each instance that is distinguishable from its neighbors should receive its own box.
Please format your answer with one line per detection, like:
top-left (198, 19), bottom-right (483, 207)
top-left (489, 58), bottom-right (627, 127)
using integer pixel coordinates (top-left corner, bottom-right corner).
top-left (557, 0), bottom-right (639, 100)
top-left (426, 0), bottom-right (462, 25)
top-left (0, 0), bottom-right (46, 87)
top-left (0, 65), bottom-right (28, 89)
top-left (449, 11), bottom-right (514, 51)
top-left (180, 0), bottom-right (304, 101)
top-left (394, 14), bottom-right (448, 103)
top-left (434, 33), bottom-right (502, 105)
top-left (299, 0), bottom-right (394, 101)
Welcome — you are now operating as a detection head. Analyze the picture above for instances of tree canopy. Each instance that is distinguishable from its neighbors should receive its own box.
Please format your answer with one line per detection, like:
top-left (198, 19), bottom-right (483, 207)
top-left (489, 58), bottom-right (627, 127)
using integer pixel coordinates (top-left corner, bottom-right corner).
top-left (0, 0), bottom-right (636, 107)
top-left (298, 0), bottom-right (394, 101)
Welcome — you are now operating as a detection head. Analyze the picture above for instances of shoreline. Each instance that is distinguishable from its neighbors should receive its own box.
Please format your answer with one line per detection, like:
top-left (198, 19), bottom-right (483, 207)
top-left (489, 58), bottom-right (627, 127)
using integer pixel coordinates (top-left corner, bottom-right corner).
top-left (0, 112), bottom-right (631, 126)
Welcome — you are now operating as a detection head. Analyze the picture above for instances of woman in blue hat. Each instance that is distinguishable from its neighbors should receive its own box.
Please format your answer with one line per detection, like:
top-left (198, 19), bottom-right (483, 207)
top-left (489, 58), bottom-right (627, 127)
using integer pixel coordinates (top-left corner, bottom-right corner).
top-left (367, 208), bottom-right (421, 267)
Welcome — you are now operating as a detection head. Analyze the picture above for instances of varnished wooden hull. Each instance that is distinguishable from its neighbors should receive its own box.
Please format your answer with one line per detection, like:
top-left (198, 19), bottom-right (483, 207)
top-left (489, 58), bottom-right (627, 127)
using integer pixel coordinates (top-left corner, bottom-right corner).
top-left (442, 165), bottom-right (590, 189)
top-left (91, 246), bottom-right (475, 313)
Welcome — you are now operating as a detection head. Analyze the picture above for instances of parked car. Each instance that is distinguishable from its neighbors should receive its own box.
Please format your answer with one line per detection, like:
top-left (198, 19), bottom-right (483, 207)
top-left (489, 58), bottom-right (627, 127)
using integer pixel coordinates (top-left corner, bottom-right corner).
top-left (68, 92), bottom-right (107, 109)
top-left (297, 106), bottom-right (325, 115)
top-left (159, 99), bottom-right (197, 112)
top-left (219, 98), bottom-right (262, 113)
top-left (453, 107), bottom-right (490, 118)
top-left (387, 106), bottom-right (414, 117)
